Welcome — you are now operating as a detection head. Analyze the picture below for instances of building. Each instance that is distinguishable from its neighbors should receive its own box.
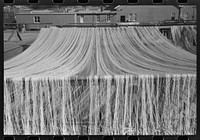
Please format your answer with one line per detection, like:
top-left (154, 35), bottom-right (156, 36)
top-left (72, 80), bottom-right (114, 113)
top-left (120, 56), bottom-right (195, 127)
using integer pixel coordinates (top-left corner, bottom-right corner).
top-left (14, 6), bottom-right (116, 30)
top-left (4, 6), bottom-right (32, 23)
top-left (114, 5), bottom-right (196, 23)
top-left (13, 5), bottom-right (196, 30)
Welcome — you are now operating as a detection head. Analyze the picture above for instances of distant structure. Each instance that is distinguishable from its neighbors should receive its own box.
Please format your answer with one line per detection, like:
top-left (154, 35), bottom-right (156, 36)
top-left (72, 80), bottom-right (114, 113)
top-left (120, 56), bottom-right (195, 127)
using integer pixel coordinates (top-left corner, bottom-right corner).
top-left (4, 5), bottom-right (196, 30)
top-left (4, 6), bottom-right (16, 23)
top-left (4, 6), bottom-right (31, 23)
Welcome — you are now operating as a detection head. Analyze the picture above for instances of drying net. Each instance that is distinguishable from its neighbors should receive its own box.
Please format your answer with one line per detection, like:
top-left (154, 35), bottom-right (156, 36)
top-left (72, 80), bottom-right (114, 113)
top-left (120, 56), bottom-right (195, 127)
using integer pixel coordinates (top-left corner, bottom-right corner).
top-left (4, 26), bottom-right (196, 135)
top-left (171, 25), bottom-right (197, 54)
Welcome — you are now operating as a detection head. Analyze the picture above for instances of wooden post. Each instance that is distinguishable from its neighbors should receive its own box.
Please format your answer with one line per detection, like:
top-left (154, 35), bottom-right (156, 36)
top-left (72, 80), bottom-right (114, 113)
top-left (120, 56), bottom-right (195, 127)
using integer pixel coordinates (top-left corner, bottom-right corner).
top-left (7, 30), bottom-right (22, 42)
top-left (178, 7), bottom-right (181, 20)
top-left (74, 13), bottom-right (77, 24)
top-left (16, 30), bottom-right (22, 41)
top-left (93, 12), bottom-right (94, 25)
top-left (7, 30), bottom-right (15, 42)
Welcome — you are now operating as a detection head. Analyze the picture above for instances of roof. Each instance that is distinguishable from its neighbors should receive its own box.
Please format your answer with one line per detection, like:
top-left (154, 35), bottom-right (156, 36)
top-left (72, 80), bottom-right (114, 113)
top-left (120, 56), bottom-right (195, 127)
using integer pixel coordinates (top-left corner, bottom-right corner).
top-left (76, 11), bottom-right (117, 15)
top-left (15, 12), bottom-right (75, 15)
top-left (15, 11), bottom-right (117, 15)
top-left (30, 10), bottom-right (54, 13)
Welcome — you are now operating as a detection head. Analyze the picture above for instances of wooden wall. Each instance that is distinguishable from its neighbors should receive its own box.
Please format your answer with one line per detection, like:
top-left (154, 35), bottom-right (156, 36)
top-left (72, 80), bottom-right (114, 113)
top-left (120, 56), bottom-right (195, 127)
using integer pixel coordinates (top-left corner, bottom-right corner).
top-left (16, 14), bottom-right (75, 25)
top-left (15, 6), bottom-right (196, 26)
top-left (114, 5), bottom-right (196, 23)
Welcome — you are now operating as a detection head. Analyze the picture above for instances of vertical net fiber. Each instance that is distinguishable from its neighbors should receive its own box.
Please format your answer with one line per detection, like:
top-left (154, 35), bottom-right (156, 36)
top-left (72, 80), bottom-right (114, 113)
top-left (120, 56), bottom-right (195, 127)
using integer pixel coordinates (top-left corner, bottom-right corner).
top-left (4, 74), bottom-right (196, 135)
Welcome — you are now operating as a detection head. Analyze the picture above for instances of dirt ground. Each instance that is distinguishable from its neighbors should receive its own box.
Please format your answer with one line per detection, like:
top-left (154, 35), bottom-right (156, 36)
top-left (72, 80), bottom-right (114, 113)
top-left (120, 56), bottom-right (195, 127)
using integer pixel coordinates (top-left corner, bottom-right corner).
top-left (4, 30), bottom-right (39, 61)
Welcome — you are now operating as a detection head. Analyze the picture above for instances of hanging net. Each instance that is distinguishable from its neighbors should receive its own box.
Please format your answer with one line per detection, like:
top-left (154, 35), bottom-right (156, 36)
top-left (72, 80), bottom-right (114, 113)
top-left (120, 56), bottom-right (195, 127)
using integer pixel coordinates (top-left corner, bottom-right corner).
top-left (4, 26), bottom-right (196, 135)
top-left (170, 25), bottom-right (197, 54)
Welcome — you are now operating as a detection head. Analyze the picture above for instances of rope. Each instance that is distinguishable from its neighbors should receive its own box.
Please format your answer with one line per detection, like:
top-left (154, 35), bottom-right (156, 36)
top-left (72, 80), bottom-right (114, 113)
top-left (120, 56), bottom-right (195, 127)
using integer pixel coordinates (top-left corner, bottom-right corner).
top-left (4, 26), bottom-right (196, 135)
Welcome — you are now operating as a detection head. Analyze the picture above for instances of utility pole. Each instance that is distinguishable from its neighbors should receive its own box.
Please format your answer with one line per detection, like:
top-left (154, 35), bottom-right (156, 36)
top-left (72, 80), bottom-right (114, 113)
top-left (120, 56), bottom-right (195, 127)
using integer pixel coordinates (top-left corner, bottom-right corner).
top-left (178, 5), bottom-right (184, 20)
top-left (192, 6), bottom-right (195, 20)
top-left (93, 12), bottom-right (94, 25)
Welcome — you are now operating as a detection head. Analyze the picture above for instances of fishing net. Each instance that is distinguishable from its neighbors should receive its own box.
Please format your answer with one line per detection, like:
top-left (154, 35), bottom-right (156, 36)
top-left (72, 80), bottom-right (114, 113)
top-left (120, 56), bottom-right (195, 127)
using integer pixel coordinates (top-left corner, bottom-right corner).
top-left (171, 25), bottom-right (197, 54)
top-left (4, 26), bottom-right (196, 135)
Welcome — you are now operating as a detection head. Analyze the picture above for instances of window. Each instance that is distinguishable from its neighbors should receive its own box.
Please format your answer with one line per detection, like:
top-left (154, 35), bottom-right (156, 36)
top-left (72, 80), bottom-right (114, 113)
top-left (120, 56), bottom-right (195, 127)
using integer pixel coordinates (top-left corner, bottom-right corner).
top-left (33, 16), bottom-right (40, 23)
top-left (171, 13), bottom-right (175, 20)
top-left (129, 13), bottom-right (132, 21)
top-left (120, 16), bottom-right (126, 22)
top-left (184, 13), bottom-right (189, 20)
top-left (96, 15), bottom-right (100, 23)
top-left (127, 13), bottom-right (135, 22)
top-left (133, 13), bottom-right (137, 21)
top-left (106, 15), bottom-right (111, 23)
top-left (80, 15), bottom-right (84, 23)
